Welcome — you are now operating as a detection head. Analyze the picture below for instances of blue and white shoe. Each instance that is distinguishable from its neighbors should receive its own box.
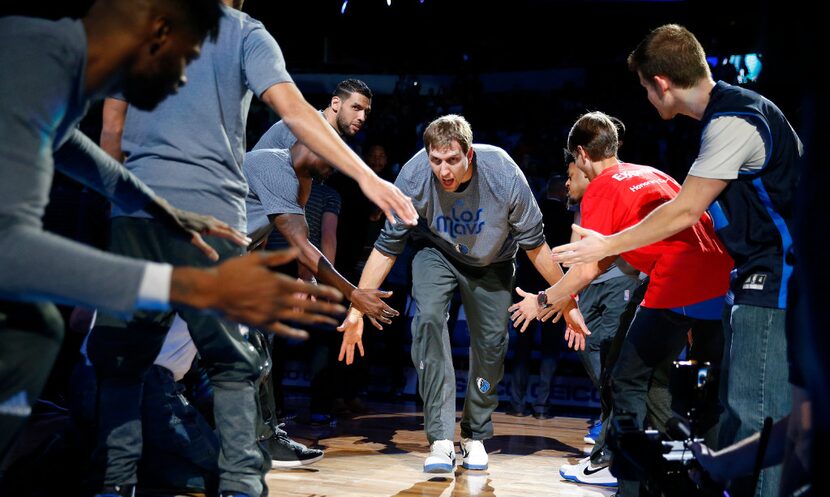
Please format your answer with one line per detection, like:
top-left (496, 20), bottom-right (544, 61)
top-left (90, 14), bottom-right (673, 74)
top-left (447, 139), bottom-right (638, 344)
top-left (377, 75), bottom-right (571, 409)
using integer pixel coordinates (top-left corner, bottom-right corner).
top-left (559, 456), bottom-right (617, 487)
top-left (584, 420), bottom-right (602, 444)
top-left (424, 439), bottom-right (456, 473)
top-left (460, 438), bottom-right (488, 470)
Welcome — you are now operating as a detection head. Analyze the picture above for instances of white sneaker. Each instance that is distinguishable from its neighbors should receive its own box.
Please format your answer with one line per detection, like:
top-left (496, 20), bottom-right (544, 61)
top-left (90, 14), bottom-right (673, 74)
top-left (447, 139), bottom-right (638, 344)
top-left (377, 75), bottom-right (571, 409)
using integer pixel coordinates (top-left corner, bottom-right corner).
top-left (559, 457), bottom-right (617, 487)
top-left (424, 439), bottom-right (456, 473)
top-left (459, 438), bottom-right (488, 470)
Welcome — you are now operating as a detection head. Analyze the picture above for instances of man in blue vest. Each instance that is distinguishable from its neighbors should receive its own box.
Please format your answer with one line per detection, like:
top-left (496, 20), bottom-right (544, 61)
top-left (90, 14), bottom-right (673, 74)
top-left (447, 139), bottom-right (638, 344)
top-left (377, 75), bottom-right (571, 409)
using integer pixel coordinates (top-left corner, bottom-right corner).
top-left (551, 24), bottom-right (803, 497)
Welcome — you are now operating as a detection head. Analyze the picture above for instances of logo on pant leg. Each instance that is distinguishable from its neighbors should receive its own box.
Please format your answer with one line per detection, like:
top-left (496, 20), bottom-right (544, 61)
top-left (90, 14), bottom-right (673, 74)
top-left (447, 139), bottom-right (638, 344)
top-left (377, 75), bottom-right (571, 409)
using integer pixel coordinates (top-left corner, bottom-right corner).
top-left (476, 377), bottom-right (490, 393)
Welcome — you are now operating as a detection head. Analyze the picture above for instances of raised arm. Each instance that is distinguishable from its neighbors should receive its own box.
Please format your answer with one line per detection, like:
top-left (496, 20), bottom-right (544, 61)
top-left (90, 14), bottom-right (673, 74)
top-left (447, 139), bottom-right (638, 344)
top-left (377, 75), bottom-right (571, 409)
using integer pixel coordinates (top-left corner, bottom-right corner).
top-left (552, 176), bottom-right (727, 265)
top-left (273, 213), bottom-right (397, 324)
top-left (337, 248), bottom-right (398, 364)
top-left (517, 243), bottom-right (596, 349)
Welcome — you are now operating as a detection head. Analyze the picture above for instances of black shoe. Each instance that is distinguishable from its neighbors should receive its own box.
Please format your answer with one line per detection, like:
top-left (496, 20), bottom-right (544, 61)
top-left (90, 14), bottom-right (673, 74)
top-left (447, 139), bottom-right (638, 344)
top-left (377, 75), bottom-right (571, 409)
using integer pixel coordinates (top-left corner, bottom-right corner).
top-left (260, 423), bottom-right (324, 468)
top-left (94, 485), bottom-right (136, 497)
top-left (533, 411), bottom-right (554, 420)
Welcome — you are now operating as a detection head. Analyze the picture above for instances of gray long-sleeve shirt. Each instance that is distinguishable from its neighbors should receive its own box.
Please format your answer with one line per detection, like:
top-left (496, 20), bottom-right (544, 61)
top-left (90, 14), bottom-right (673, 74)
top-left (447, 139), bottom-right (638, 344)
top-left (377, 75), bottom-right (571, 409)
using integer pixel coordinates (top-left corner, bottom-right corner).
top-left (375, 144), bottom-right (545, 267)
top-left (0, 17), bottom-right (159, 314)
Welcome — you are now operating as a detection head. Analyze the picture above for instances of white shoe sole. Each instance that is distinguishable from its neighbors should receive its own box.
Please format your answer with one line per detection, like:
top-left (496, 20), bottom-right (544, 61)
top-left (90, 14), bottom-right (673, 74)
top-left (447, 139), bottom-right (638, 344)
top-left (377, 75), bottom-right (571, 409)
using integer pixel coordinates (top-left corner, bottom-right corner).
top-left (271, 452), bottom-right (324, 468)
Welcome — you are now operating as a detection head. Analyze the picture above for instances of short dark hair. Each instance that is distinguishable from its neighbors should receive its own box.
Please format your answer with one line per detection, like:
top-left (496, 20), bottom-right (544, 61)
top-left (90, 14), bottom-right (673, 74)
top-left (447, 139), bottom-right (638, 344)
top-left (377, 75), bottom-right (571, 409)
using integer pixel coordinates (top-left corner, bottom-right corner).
top-left (567, 111), bottom-right (619, 161)
top-left (334, 79), bottom-right (373, 100)
top-left (627, 24), bottom-right (710, 89)
top-left (168, 0), bottom-right (223, 42)
top-left (563, 148), bottom-right (575, 166)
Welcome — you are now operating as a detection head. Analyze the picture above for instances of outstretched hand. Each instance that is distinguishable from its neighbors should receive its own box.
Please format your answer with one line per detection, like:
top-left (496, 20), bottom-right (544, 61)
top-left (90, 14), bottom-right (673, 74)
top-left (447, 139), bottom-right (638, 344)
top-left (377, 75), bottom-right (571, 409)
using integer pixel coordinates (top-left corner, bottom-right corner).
top-left (551, 224), bottom-right (612, 266)
top-left (337, 310), bottom-right (365, 365)
top-left (349, 288), bottom-right (398, 329)
top-left (172, 249), bottom-right (347, 335)
top-left (358, 174), bottom-right (418, 227)
top-left (150, 196), bottom-right (251, 261)
top-left (560, 300), bottom-right (590, 351)
top-left (508, 287), bottom-right (540, 332)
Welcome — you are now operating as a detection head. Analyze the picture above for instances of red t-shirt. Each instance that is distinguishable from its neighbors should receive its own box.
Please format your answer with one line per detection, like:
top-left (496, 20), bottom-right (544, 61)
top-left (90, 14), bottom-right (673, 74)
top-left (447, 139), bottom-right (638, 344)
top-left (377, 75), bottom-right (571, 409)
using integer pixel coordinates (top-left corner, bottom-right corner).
top-left (581, 163), bottom-right (733, 309)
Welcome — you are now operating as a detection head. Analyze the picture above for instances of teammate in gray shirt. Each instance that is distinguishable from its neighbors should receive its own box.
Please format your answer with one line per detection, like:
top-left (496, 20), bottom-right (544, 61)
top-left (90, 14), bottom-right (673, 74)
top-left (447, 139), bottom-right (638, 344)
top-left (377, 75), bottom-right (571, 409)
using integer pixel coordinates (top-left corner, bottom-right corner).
top-left (0, 0), bottom-right (343, 463)
top-left (337, 115), bottom-right (588, 473)
top-left (88, 3), bottom-right (390, 496)
top-left (252, 79), bottom-right (372, 152)
top-left (245, 144), bottom-right (397, 323)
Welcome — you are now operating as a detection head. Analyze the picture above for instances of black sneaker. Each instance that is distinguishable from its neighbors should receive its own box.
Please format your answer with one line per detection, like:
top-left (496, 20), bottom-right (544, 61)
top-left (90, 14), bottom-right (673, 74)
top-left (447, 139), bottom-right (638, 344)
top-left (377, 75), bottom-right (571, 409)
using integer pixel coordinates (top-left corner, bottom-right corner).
top-left (260, 423), bottom-right (324, 468)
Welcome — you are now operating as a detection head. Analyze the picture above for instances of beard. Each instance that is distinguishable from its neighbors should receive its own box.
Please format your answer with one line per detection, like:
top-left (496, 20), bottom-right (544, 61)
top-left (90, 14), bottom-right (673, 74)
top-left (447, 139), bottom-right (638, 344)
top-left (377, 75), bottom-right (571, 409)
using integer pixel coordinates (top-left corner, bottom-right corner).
top-left (336, 113), bottom-right (356, 137)
top-left (121, 71), bottom-right (182, 111)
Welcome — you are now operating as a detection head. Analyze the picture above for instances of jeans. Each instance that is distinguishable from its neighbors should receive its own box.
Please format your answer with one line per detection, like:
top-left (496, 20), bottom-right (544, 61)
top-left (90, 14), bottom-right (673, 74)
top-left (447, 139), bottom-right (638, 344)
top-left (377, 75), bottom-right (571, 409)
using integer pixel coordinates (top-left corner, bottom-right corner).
top-left (719, 304), bottom-right (790, 497)
top-left (70, 361), bottom-right (220, 492)
top-left (0, 301), bottom-right (64, 460)
top-left (610, 306), bottom-right (723, 497)
top-left (87, 218), bottom-right (265, 496)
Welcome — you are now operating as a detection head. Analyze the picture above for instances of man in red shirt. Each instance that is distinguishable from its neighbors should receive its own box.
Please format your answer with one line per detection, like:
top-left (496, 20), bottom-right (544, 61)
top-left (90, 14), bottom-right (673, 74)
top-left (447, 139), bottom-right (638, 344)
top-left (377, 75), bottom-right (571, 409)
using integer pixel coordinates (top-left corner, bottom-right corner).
top-left (510, 112), bottom-right (732, 496)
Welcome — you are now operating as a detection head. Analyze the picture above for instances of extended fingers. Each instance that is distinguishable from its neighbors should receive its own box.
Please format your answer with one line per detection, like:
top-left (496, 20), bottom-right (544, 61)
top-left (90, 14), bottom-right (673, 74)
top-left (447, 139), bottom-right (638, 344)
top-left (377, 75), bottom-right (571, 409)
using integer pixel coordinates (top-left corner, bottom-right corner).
top-left (191, 232), bottom-right (219, 261)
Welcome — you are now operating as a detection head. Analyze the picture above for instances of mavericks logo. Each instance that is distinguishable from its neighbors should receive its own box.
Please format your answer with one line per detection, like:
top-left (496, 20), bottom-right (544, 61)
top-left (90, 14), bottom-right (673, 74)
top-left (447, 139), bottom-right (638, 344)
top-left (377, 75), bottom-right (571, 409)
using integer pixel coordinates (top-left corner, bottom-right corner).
top-left (435, 206), bottom-right (485, 239)
top-left (476, 377), bottom-right (491, 394)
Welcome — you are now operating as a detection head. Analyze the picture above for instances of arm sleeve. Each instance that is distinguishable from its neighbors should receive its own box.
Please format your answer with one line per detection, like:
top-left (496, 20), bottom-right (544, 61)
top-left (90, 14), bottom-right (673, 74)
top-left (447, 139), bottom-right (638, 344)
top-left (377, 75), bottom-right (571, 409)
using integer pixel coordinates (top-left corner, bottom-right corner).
top-left (0, 224), bottom-right (152, 314)
top-left (508, 168), bottom-right (546, 249)
top-left (0, 25), bottom-right (156, 314)
top-left (688, 116), bottom-right (769, 180)
top-left (53, 129), bottom-right (156, 214)
top-left (373, 158), bottom-right (421, 256)
top-left (242, 23), bottom-right (294, 98)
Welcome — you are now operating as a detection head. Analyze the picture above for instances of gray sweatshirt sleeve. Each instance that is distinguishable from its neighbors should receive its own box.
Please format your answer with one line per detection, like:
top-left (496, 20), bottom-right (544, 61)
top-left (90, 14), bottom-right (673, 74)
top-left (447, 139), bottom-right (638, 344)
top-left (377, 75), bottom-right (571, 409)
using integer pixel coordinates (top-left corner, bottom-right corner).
top-left (0, 224), bottom-right (148, 314)
top-left (508, 168), bottom-right (545, 250)
top-left (374, 218), bottom-right (418, 257)
top-left (54, 129), bottom-right (156, 214)
top-left (0, 18), bottom-right (152, 314)
top-left (373, 154), bottom-right (423, 256)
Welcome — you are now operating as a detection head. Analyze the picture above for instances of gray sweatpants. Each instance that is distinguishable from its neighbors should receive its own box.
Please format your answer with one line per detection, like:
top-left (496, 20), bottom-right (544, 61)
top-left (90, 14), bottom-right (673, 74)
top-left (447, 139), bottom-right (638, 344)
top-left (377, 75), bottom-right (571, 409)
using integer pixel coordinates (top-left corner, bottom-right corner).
top-left (410, 247), bottom-right (515, 443)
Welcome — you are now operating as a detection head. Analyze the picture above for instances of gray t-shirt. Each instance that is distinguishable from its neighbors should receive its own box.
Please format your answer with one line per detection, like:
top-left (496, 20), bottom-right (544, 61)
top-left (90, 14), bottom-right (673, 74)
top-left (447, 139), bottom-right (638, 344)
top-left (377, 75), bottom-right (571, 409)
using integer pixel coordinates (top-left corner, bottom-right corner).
top-left (266, 182), bottom-right (341, 251)
top-left (252, 110), bottom-right (327, 151)
top-left (375, 144), bottom-right (545, 267)
top-left (688, 116), bottom-right (768, 179)
top-left (0, 17), bottom-right (159, 313)
top-left (244, 149), bottom-right (304, 236)
top-left (112, 5), bottom-right (293, 231)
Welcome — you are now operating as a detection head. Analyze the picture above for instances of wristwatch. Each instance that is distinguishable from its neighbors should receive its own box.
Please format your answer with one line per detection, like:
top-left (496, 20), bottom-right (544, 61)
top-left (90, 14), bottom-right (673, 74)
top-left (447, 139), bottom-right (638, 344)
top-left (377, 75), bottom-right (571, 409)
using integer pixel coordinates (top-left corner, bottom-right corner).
top-left (537, 290), bottom-right (551, 309)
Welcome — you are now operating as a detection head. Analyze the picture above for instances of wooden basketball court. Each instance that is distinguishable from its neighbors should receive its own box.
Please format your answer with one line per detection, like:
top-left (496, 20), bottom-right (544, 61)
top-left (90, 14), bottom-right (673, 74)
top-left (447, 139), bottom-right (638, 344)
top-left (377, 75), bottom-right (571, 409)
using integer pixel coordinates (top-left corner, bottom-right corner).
top-left (266, 403), bottom-right (615, 497)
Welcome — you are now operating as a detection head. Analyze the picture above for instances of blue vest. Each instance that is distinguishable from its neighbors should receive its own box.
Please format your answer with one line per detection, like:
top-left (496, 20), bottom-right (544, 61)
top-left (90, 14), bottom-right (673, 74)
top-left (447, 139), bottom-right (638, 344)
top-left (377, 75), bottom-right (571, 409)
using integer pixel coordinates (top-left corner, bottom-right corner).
top-left (703, 82), bottom-right (801, 309)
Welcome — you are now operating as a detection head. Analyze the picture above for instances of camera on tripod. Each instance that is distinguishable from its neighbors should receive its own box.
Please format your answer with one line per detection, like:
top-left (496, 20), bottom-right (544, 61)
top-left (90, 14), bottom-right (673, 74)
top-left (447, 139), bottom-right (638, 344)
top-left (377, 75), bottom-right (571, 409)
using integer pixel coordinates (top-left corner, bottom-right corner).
top-left (607, 360), bottom-right (725, 497)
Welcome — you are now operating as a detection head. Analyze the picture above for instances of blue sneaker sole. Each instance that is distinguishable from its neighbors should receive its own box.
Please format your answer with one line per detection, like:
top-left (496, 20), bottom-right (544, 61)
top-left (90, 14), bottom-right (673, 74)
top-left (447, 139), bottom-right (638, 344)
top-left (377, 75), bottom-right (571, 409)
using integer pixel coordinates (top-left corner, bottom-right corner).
top-left (424, 463), bottom-right (454, 473)
top-left (462, 462), bottom-right (488, 470)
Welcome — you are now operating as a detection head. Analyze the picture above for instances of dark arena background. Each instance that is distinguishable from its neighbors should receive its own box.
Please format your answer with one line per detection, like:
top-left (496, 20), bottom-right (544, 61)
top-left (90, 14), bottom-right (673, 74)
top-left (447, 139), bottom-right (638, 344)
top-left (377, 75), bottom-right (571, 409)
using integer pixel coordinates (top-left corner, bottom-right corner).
top-left (0, 1), bottom-right (825, 496)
